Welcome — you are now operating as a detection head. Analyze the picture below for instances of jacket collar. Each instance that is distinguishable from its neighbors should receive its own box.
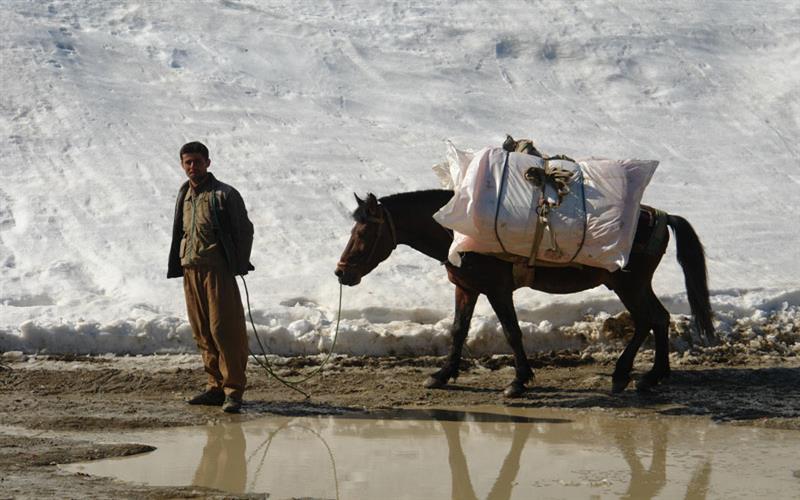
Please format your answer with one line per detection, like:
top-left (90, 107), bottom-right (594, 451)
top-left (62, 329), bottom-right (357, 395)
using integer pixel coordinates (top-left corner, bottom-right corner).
top-left (187, 172), bottom-right (216, 196)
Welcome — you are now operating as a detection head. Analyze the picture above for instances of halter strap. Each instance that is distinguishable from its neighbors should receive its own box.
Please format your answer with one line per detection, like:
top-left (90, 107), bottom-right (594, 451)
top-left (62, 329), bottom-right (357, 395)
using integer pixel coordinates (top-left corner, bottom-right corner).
top-left (338, 203), bottom-right (397, 271)
top-left (381, 205), bottom-right (398, 250)
top-left (363, 205), bottom-right (397, 247)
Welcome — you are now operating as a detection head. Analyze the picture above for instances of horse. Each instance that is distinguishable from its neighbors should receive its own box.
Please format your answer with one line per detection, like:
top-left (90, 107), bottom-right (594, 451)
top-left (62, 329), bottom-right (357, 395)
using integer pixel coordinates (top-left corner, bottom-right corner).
top-left (335, 190), bottom-right (714, 397)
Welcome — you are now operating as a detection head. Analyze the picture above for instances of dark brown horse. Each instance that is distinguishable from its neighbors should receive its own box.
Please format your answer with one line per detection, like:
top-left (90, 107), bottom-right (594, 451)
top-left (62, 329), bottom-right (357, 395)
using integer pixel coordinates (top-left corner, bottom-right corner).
top-left (335, 190), bottom-right (714, 397)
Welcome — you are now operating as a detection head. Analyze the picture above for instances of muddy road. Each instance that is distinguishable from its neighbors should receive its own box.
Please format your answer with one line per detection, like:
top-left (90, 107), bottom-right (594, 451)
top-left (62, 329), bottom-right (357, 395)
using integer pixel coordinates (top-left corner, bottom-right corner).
top-left (1, 352), bottom-right (798, 498)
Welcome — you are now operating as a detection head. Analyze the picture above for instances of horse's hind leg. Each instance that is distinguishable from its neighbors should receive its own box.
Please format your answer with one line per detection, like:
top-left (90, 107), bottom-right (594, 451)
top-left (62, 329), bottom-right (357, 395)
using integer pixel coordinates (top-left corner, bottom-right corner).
top-left (611, 317), bottom-right (650, 393)
top-left (636, 292), bottom-right (671, 392)
top-left (425, 285), bottom-right (479, 389)
top-left (486, 292), bottom-right (534, 398)
top-left (612, 287), bottom-right (671, 393)
top-left (611, 286), bottom-right (652, 393)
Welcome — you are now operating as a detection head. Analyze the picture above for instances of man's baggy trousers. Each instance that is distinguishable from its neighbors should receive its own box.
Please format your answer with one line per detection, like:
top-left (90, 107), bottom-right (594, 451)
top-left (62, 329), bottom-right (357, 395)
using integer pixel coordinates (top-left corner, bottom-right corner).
top-left (183, 267), bottom-right (249, 399)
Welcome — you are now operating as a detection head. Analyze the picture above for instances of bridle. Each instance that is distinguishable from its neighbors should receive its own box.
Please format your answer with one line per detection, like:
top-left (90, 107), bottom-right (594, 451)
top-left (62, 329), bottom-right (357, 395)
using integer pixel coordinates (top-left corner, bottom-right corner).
top-left (337, 203), bottom-right (397, 273)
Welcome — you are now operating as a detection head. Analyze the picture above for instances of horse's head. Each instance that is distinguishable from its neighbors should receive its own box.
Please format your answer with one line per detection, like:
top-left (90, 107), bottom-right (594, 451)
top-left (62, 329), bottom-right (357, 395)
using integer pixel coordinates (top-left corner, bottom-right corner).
top-left (335, 193), bottom-right (397, 286)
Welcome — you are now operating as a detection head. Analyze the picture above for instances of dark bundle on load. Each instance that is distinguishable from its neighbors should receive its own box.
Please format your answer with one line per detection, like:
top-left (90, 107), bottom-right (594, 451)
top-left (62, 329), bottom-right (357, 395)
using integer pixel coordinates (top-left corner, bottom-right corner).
top-left (502, 135), bottom-right (543, 157)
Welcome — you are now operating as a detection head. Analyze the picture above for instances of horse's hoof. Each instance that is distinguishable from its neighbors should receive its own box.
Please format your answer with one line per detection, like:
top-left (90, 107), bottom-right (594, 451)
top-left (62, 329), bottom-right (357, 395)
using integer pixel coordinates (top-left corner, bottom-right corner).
top-left (635, 378), bottom-right (656, 393)
top-left (611, 378), bottom-right (630, 394)
top-left (503, 382), bottom-right (525, 398)
top-left (424, 376), bottom-right (446, 389)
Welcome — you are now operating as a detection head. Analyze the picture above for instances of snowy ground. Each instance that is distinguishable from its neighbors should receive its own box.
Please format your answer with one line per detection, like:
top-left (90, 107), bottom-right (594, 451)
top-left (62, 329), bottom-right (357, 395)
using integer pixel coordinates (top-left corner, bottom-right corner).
top-left (1, 0), bottom-right (798, 356)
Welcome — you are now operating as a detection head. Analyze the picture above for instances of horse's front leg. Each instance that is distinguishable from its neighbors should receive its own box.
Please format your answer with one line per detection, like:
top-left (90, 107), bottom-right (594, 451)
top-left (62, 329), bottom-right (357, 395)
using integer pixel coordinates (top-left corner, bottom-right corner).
top-left (486, 292), bottom-right (534, 398)
top-left (425, 285), bottom-right (479, 389)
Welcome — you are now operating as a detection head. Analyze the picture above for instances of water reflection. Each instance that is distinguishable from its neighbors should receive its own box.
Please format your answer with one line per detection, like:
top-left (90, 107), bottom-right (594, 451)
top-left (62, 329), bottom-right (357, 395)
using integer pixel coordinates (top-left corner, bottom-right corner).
top-left (64, 407), bottom-right (800, 498)
top-left (444, 419), bottom-right (532, 500)
top-left (443, 416), bottom-right (711, 500)
top-left (615, 420), bottom-right (667, 500)
top-left (686, 460), bottom-right (712, 500)
top-left (193, 422), bottom-right (246, 494)
top-left (244, 420), bottom-right (340, 499)
top-left (221, 410), bottom-right (713, 499)
top-left (610, 419), bottom-right (712, 500)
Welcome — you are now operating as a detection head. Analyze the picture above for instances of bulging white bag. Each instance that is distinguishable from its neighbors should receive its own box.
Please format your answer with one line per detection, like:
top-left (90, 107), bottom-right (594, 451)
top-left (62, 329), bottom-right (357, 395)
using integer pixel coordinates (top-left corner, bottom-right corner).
top-left (433, 144), bottom-right (658, 271)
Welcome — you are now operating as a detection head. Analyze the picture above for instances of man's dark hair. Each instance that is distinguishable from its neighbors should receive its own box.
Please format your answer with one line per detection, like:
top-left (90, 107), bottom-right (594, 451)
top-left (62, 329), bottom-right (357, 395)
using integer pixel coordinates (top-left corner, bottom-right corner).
top-left (180, 141), bottom-right (209, 160)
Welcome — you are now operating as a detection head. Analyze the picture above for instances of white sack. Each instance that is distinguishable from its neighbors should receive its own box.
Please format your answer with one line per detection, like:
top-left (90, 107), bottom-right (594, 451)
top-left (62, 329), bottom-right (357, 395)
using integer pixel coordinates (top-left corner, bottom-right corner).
top-left (432, 146), bottom-right (658, 271)
top-left (431, 141), bottom-right (475, 190)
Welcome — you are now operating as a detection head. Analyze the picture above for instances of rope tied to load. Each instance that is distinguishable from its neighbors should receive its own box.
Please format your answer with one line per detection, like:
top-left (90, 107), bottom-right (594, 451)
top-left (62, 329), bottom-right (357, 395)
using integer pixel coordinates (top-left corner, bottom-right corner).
top-left (501, 135), bottom-right (581, 268)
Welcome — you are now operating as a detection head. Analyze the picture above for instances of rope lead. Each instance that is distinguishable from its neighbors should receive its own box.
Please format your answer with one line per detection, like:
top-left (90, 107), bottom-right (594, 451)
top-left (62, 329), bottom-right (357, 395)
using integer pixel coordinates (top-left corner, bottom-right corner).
top-left (240, 276), bottom-right (343, 399)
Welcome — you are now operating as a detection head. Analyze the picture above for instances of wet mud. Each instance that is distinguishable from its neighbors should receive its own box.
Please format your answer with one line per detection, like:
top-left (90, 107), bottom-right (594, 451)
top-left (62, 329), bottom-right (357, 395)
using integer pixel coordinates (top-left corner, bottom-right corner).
top-left (0, 353), bottom-right (798, 498)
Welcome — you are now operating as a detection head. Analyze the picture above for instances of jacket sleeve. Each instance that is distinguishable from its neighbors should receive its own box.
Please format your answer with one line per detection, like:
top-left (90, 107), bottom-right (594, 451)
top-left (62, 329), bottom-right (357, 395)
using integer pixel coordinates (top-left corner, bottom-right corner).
top-left (167, 183), bottom-right (189, 278)
top-left (224, 188), bottom-right (255, 275)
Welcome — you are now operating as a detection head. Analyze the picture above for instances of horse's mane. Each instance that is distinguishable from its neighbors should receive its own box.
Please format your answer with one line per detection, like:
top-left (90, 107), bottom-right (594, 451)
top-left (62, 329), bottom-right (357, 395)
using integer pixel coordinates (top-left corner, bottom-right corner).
top-left (380, 189), bottom-right (453, 206)
top-left (352, 189), bottom-right (453, 222)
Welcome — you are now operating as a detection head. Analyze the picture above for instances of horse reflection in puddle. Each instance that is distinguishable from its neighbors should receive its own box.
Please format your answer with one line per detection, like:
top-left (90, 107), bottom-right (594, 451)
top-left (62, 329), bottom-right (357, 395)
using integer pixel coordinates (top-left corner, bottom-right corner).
top-left (440, 415), bottom-right (713, 500)
top-left (611, 420), bottom-right (712, 500)
top-left (443, 420), bottom-right (531, 500)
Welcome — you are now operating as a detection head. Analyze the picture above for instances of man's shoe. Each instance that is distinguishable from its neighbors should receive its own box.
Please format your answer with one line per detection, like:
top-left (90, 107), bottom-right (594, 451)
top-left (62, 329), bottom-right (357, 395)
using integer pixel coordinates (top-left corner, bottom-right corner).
top-left (187, 390), bottom-right (225, 406)
top-left (222, 395), bottom-right (242, 413)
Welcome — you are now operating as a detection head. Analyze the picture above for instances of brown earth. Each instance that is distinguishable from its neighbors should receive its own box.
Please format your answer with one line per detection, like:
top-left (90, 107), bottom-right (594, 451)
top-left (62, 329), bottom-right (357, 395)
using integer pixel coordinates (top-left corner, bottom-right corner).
top-left (0, 352), bottom-right (798, 499)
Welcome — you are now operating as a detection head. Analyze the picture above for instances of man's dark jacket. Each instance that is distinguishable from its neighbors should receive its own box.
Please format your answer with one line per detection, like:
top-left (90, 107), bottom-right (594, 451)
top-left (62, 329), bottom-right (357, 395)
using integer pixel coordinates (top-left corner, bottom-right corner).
top-left (167, 173), bottom-right (254, 278)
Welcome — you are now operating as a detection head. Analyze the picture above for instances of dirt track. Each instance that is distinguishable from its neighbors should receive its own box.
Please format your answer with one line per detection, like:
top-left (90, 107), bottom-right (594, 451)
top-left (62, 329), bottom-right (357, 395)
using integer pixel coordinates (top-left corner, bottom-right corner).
top-left (1, 353), bottom-right (799, 498)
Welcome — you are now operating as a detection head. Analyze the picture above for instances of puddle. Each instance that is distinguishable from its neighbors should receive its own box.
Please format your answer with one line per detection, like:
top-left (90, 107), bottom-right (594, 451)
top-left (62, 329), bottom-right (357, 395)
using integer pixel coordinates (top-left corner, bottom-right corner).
top-left (62, 407), bottom-right (799, 499)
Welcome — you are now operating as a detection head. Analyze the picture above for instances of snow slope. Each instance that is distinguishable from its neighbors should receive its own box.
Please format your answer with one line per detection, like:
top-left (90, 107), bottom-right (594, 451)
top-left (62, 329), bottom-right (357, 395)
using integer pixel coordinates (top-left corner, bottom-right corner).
top-left (1, 0), bottom-right (798, 355)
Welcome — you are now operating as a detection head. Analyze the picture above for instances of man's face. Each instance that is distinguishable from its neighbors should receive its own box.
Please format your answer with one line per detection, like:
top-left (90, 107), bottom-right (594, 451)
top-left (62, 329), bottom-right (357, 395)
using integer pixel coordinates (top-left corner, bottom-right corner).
top-left (181, 153), bottom-right (210, 183)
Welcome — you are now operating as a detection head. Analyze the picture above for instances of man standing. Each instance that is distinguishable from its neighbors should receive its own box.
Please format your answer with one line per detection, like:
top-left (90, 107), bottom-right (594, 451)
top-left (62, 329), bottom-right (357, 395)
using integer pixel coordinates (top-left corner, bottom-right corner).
top-left (168, 141), bottom-right (254, 413)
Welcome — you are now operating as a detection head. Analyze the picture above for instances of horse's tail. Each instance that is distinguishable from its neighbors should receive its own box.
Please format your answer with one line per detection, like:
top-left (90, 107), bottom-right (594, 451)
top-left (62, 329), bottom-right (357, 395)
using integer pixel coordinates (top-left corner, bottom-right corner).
top-left (667, 214), bottom-right (716, 342)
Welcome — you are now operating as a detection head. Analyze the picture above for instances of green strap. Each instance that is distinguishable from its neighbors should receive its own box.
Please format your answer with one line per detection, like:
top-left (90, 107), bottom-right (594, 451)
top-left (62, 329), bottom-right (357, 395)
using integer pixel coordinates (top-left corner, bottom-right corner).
top-left (493, 153), bottom-right (512, 254)
top-left (527, 206), bottom-right (548, 268)
top-left (566, 166), bottom-right (587, 264)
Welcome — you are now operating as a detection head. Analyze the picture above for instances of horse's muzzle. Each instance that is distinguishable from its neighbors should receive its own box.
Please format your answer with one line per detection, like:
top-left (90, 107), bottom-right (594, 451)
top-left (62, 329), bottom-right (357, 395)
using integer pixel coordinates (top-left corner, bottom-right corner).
top-left (334, 266), bottom-right (361, 286)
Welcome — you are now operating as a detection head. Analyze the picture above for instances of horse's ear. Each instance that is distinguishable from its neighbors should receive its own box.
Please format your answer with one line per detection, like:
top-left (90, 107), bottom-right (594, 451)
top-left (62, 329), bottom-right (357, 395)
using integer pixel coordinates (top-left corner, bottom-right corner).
top-left (354, 193), bottom-right (365, 207)
top-left (365, 193), bottom-right (379, 215)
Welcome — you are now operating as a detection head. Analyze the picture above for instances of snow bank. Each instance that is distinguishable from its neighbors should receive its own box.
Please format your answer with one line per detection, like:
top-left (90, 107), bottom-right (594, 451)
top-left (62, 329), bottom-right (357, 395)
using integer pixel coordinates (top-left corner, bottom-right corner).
top-left (2, 289), bottom-right (797, 357)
